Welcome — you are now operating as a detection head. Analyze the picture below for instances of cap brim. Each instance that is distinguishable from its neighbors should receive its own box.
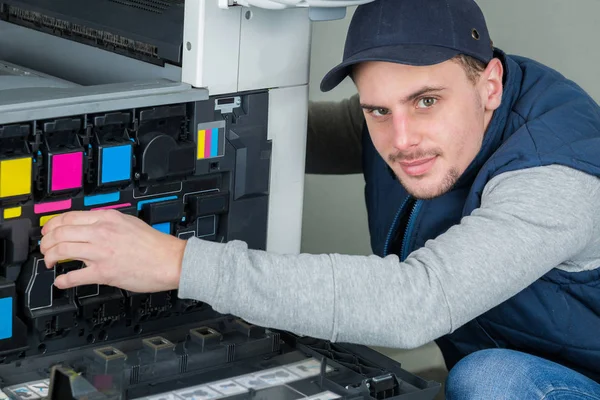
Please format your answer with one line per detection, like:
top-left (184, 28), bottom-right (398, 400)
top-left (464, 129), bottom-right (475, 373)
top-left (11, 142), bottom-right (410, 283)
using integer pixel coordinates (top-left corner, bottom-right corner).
top-left (320, 44), bottom-right (461, 92)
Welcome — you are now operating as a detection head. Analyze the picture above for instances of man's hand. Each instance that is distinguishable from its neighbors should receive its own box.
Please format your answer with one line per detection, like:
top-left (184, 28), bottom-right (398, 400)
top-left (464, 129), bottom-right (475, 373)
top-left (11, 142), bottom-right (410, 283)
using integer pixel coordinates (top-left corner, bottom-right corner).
top-left (40, 209), bottom-right (186, 293)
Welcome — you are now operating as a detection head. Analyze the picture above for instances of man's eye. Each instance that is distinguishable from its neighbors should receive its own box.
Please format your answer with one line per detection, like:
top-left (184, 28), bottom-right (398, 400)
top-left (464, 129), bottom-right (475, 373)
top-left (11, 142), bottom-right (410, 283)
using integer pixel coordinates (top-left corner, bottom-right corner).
top-left (417, 98), bottom-right (437, 108)
top-left (372, 108), bottom-right (389, 117)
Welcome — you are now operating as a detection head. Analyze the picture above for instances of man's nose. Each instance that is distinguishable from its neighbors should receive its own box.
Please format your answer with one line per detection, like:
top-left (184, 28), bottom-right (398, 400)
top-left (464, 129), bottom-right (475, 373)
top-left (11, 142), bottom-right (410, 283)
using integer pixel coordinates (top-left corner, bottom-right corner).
top-left (391, 113), bottom-right (421, 151)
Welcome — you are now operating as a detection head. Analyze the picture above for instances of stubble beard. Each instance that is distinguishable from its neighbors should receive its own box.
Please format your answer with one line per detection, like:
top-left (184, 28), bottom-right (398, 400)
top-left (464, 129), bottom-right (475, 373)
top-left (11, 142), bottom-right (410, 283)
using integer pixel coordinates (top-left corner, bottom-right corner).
top-left (388, 150), bottom-right (461, 200)
top-left (395, 165), bottom-right (460, 200)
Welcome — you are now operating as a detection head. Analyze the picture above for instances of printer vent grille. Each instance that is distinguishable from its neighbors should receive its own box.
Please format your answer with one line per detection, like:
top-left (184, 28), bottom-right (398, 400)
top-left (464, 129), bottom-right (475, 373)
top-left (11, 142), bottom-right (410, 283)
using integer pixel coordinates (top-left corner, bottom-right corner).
top-left (108, 0), bottom-right (184, 14)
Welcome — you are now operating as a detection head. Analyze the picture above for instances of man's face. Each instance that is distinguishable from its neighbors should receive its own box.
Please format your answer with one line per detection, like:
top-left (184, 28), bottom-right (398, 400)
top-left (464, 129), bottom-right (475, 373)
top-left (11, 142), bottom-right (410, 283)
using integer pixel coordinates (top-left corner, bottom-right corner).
top-left (353, 58), bottom-right (503, 200)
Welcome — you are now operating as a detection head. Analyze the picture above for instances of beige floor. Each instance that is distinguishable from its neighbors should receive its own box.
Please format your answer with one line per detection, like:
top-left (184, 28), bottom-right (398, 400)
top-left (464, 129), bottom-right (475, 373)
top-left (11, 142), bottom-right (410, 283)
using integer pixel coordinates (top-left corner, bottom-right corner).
top-left (372, 342), bottom-right (448, 400)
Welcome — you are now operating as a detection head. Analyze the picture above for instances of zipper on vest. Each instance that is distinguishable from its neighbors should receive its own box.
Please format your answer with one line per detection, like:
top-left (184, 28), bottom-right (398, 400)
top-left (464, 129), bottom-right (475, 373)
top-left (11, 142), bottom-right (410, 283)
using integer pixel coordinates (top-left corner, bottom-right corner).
top-left (383, 197), bottom-right (411, 257)
top-left (401, 200), bottom-right (423, 261)
top-left (382, 196), bottom-right (423, 260)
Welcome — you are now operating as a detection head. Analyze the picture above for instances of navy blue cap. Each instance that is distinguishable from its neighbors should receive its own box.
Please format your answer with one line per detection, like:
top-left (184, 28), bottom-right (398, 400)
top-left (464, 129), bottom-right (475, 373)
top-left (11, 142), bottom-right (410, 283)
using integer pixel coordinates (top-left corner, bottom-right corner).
top-left (320, 0), bottom-right (494, 92)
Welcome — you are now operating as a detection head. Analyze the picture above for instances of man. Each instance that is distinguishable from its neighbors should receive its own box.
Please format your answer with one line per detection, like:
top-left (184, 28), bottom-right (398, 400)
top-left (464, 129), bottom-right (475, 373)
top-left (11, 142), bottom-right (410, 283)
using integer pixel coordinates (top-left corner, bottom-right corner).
top-left (39, 0), bottom-right (600, 398)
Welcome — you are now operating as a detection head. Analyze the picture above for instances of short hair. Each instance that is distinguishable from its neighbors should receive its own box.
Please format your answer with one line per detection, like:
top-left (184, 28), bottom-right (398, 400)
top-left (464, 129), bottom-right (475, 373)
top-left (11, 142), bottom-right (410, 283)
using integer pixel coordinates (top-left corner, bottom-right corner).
top-left (451, 54), bottom-right (487, 84)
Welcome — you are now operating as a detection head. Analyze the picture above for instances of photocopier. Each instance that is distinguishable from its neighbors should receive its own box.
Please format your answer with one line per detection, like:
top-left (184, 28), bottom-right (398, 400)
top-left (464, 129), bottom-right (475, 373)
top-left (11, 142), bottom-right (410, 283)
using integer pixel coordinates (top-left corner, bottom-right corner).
top-left (0, 1), bottom-right (441, 399)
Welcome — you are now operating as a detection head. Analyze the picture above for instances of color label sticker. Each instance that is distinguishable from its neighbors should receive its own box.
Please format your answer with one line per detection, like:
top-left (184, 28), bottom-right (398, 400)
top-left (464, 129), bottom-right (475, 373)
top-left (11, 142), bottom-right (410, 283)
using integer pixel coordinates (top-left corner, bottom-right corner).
top-left (84, 191), bottom-right (120, 207)
top-left (100, 144), bottom-right (132, 184)
top-left (3, 207), bottom-right (22, 219)
top-left (197, 128), bottom-right (224, 159)
top-left (50, 152), bottom-right (83, 191)
top-left (197, 121), bottom-right (226, 160)
top-left (91, 202), bottom-right (132, 211)
top-left (34, 199), bottom-right (72, 214)
top-left (0, 297), bottom-right (12, 340)
top-left (0, 157), bottom-right (32, 199)
top-left (136, 196), bottom-right (178, 211)
top-left (40, 214), bottom-right (60, 226)
top-left (153, 222), bottom-right (171, 235)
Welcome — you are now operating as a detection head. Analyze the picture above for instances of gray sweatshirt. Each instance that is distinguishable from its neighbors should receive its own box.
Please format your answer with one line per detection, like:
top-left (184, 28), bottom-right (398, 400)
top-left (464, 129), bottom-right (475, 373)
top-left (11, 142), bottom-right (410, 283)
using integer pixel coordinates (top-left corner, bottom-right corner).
top-left (178, 94), bottom-right (600, 349)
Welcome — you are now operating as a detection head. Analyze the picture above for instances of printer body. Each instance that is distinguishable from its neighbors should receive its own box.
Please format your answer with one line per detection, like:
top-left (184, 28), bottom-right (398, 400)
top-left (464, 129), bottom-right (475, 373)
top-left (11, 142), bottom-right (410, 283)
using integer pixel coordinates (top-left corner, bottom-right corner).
top-left (0, 1), bottom-right (441, 399)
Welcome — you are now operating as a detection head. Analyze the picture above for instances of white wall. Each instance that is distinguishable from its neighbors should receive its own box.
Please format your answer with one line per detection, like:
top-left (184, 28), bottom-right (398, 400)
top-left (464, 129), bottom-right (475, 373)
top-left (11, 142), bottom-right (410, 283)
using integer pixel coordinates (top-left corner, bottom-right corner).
top-left (301, 0), bottom-right (600, 256)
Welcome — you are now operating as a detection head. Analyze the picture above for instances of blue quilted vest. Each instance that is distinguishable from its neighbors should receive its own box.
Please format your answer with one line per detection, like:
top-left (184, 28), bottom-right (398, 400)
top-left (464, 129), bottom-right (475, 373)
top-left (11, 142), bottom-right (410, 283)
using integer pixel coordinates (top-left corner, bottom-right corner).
top-left (362, 49), bottom-right (600, 381)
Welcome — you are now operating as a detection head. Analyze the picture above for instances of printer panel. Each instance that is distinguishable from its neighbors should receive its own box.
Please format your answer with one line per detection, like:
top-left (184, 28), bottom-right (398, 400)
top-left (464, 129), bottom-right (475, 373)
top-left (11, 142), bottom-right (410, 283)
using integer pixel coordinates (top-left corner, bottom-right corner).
top-left (0, 88), bottom-right (271, 364)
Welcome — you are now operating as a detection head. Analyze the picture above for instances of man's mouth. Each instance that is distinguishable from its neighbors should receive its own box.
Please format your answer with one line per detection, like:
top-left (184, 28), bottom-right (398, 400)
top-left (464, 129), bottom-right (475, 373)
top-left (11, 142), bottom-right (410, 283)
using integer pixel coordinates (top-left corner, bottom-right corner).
top-left (398, 156), bottom-right (437, 176)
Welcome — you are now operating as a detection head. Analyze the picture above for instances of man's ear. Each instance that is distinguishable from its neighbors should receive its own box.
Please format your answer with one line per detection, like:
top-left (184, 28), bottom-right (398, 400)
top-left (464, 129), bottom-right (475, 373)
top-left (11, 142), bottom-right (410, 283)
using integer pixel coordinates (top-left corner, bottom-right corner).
top-left (481, 58), bottom-right (503, 111)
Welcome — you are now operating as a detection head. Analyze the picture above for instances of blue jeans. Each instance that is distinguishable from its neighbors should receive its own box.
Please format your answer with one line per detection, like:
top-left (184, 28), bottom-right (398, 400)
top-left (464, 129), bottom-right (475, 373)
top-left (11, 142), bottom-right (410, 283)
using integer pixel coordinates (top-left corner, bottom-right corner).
top-left (445, 349), bottom-right (600, 399)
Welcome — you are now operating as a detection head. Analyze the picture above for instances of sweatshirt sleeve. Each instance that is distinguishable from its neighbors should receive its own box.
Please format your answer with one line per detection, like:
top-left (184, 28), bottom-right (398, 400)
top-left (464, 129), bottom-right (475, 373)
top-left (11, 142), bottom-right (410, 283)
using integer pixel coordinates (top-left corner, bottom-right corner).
top-left (177, 165), bottom-right (600, 349)
top-left (305, 93), bottom-right (365, 175)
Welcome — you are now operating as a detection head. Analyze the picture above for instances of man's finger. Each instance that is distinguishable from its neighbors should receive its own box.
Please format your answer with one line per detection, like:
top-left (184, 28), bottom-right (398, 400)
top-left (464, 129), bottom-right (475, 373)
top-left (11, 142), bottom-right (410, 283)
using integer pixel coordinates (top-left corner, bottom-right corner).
top-left (41, 210), bottom-right (103, 235)
top-left (43, 242), bottom-right (99, 269)
top-left (54, 267), bottom-right (103, 289)
top-left (40, 225), bottom-right (97, 254)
